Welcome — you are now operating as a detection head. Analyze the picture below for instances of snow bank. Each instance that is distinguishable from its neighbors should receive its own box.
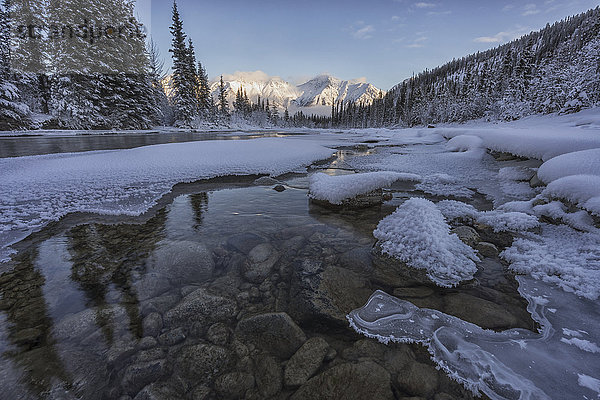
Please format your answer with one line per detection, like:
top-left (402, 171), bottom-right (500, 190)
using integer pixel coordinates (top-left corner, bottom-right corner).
top-left (502, 224), bottom-right (600, 300)
top-left (308, 171), bottom-right (419, 204)
top-left (437, 110), bottom-right (600, 161)
top-left (373, 198), bottom-right (479, 287)
top-left (437, 200), bottom-right (540, 232)
top-left (535, 149), bottom-right (600, 215)
top-left (537, 148), bottom-right (600, 182)
top-left (0, 138), bottom-right (333, 256)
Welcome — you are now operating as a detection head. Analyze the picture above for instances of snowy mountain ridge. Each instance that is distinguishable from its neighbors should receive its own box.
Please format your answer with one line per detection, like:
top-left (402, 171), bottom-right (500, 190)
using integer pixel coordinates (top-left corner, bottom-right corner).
top-left (207, 71), bottom-right (384, 110)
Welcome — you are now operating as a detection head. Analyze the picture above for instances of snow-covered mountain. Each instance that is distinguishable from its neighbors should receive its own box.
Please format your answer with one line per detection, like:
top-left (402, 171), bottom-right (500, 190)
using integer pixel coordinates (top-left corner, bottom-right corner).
top-left (209, 71), bottom-right (301, 109)
top-left (209, 71), bottom-right (384, 110)
top-left (294, 75), bottom-right (383, 107)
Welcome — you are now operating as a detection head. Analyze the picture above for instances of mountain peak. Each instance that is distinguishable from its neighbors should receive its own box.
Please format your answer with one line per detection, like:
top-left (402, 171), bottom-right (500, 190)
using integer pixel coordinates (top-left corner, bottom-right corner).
top-left (208, 71), bottom-right (384, 110)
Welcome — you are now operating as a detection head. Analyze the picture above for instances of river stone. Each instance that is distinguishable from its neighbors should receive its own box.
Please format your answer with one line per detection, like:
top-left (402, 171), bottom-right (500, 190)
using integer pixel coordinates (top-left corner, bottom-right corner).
top-left (174, 344), bottom-right (231, 381)
top-left (133, 382), bottom-right (181, 400)
top-left (529, 174), bottom-right (544, 188)
top-left (214, 372), bottom-right (255, 399)
top-left (227, 232), bottom-right (266, 254)
top-left (288, 259), bottom-right (372, 326)
top-left (290, 361), bottom-right (394, 400)
top-left (392, 286), bottom-right (435, 299)
top-left (284, 337), bottom-right (330, 387)
top-left (450, 226), bottom-right (480, 247)
top-left (396, 361), bottom-right (439, 398)
top-left (254, 176), bottom-right (279, 186)
top-left (121, 359), bottom-right (169, 396)
top-left (342, 339), bottom-right (387, 361)
top-left (242, 243), bottom-right (280, 283)
top-left (253, 355), bottom-right (283, 397)
top-left (235, 312), bottom-right (306, 359)
top-left (444, 293), bottom-right (517, 330)
top-left (476, 242), bottom-right (499, 258)
top-left (142, 312), bottom-right (162, 337)
top-left (163, 288), bottom-right (238, 329)
top-left (149, 240), bottom-right (215, 284)
top-left (339, 247), bottom-right (373, 273)
top-left (207, 322), bottom-right (230, 346)
top-left (273, 184), bottom-right (286, 192)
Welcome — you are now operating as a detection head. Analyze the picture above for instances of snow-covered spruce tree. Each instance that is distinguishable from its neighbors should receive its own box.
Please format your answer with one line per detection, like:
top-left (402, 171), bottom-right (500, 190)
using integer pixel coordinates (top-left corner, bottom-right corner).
top-left (218, 74), bottom-right (229, 117)
top-left (168, 0), bottom-right (197, 126)
top-left (197, 61), bottom-right (211, 115)
top-left (147, 37), bottom-right (173, 125)
top-left (0, 0), bottom-right (31, 130)
top-left (47, 0), bottom-right (158, 129)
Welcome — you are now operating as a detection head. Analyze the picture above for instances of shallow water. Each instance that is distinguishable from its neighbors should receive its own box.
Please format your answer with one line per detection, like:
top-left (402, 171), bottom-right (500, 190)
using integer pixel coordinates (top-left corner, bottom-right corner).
top-left (0, 131), bottom-right (308, 158)
top-left (0, 152), bottom-right (537, 399)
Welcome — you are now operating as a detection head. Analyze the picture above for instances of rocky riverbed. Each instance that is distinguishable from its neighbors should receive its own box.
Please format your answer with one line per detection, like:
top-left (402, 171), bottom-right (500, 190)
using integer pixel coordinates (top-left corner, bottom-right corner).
top-left (0, 145), bottom-right (543, 400)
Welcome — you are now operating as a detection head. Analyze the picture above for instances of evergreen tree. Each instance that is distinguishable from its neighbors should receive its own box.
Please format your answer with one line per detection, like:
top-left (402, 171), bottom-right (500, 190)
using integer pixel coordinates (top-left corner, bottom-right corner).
top-left (197, 61), bottom-right (211, 112)
top-left (0, 0), bottom-right (30, 129)
top-left (218, 75), bottom-right (228, 116)
top-left (168, 0), bottom-right (196, 125)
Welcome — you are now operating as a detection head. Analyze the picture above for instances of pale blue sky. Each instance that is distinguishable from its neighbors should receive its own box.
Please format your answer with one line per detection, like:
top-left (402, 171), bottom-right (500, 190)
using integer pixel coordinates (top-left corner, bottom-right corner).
top-left (140, 0), bottom-right (599, 89)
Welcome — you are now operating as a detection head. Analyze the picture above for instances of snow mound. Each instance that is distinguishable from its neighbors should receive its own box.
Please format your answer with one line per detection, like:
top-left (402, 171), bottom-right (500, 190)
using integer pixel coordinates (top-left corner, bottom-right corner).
top-left (537, 148), bottom-right (600, 182)
top-left (0, 138), bottom-right (333, 257)
top-left (536, 149), bottom-right (600, 216)
top-left (446, 135), bottom-right (483, 152)
top-left (308, 171), bottom-right (419, 204)
top-left (373, 198), bottom-right (479, 287)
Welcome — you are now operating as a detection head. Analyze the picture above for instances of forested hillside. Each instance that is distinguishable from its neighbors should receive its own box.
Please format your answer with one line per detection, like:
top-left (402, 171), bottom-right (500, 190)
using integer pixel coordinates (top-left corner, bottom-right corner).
top-left (334, 7), bottom-right (600, 128)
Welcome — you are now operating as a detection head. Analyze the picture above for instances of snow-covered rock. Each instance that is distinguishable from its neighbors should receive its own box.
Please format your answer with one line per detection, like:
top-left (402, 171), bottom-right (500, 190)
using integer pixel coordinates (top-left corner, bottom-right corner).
top-left (373, 198), bottom-right (479, 287)
top-left (308, 171), bottom-right (419, 205)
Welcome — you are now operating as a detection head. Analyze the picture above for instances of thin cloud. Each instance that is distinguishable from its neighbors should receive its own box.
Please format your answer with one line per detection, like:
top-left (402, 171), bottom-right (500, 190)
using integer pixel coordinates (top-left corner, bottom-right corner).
top-left (473, 27), bottom-right (530, 43)
top-left (353, 25), bottom-right (375, 40)
top-left (414, 2), bottom-right (436, 8)
top-left (522, 3), bottom-right (540, 16)
top-left (406, 36), bottom-right (428, 48)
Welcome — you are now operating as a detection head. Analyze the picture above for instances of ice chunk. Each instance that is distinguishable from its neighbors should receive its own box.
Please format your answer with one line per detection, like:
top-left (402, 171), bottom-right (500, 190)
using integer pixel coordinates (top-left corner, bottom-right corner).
top-left (373, 198), bottom-right (479, 287)
top-left (349, 281), bottom-right (600, 400)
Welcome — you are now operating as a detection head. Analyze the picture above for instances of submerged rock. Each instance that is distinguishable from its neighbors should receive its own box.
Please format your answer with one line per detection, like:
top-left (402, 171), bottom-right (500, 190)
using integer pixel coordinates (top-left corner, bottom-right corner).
top-left (284, 337), bottom-right (330, 387)
top-left (214, 372), bottom-right (255, 399)
top-left (235, 312), bottom-right (306, 359)
top-left (443, 293), bottom-right (517, 330)
top-left (396, 361), bottom-right (440, 398)
top-left (163, 288), bottom-right (238, 329)
top-left (290, 361), bottom-right (394, 400)
top-left (226, 232), bottom-right (267, 254)
top-left (174, 344), bottom-right (231, 381)
top-left (288, 259), bottom-right (372, 326)
top-left (242, 243), bottom-right (280, 283)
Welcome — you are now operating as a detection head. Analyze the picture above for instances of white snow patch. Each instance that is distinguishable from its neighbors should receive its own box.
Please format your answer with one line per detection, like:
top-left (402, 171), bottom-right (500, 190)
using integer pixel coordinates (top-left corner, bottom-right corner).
top-left (373, 198), bottom-right (479, 287)
top-left (437, 200), bottom-right (539, 232)
top-left (308, 171), bottom-right (420, 205)
top-left (501, 224), bottom-right (600, 300)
